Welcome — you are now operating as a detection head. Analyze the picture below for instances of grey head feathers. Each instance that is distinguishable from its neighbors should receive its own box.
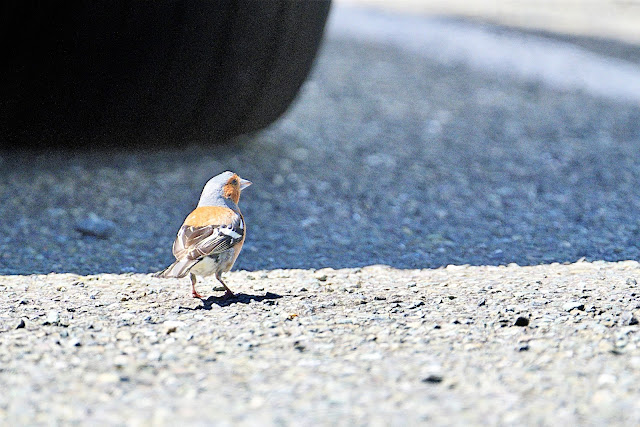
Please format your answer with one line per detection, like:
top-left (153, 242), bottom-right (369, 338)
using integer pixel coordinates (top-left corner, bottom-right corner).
top-left (197, 171), bottom-right (235, 208)
top-left (197, 171), bottom-right (251, 209)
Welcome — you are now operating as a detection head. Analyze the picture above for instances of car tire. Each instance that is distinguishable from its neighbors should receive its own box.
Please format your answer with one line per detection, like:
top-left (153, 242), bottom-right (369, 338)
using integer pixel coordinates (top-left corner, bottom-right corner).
top-left (0, 0), bottom-right (331, 146)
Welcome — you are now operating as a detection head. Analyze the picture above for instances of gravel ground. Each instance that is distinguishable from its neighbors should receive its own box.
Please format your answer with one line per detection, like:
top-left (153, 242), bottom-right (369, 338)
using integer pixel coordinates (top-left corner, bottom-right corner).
top-left (2, 6), bottom-right (640, 426)
top-left (1, 262), bottom-right (640, 425)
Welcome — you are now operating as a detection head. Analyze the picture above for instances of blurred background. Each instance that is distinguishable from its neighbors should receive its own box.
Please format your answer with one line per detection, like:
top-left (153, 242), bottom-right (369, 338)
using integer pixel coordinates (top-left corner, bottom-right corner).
top-left (342, 0), bottom-right (640, 44)
top-left (1, 0), bottom-right (640, 274)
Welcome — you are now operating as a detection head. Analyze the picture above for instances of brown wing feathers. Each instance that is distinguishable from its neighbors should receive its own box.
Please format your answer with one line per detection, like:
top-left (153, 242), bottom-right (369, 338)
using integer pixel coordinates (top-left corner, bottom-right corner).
top-left (157, 206), bottom-right (245, 278)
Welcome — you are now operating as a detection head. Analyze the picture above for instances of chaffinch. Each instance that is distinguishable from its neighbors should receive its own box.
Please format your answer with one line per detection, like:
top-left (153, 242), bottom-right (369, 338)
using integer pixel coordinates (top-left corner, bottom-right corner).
top-left (156, 171), bottom-right (252, 298)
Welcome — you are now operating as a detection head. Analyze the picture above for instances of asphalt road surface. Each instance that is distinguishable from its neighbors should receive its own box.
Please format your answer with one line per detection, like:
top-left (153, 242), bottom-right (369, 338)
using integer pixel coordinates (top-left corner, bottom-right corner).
top-left (2, 5), bottom-right (640, 426)
top-left (2, 8), bottom-right (640, 275)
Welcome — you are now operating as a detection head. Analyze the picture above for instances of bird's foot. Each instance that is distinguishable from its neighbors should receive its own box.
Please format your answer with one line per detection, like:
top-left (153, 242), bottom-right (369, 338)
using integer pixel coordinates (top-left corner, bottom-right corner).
top-left (223, 290), bottom-right (235, 299)
top-left (190, 273), bottom-right (203, 298)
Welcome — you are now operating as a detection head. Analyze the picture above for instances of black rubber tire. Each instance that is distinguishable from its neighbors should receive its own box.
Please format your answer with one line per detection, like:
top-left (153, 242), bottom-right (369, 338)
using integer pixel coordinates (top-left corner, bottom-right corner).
top-left (0, 0), bottom-right (331, 146)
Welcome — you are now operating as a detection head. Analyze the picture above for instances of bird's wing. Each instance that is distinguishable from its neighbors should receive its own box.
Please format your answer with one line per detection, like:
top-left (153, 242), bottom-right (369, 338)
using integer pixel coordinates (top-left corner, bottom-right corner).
top-left (172, 213), bottom-right (245, 261)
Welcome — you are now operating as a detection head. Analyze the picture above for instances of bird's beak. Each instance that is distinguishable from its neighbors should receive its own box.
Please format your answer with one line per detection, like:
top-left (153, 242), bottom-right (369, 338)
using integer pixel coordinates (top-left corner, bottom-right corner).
top-left (239, 178), bottom-right (252, 190)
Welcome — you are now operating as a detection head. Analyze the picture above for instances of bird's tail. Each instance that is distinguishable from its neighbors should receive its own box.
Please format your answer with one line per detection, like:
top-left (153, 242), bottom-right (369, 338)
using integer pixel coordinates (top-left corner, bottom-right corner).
top-left (154, 258), bottom-right (198, 278)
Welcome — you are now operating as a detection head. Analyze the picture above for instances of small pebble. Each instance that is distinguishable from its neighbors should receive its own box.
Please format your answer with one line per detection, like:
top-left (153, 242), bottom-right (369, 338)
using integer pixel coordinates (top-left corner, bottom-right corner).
top-left (163, 321), bottom-right (185, 334)
top-left (45, 310), bottom-right (60, 325)
top-left (563, 302), bottom-right (585, 312)
top-left (514, 317), bottom-right (530, 327)
top-left (422, 374), bottom-right (443, 384)
top-left (115, 330), bottom-right (133, 341)
top-left (75, 213), bottom-right (116, 239)
top-left (620, 312), bottom-right (639, 326)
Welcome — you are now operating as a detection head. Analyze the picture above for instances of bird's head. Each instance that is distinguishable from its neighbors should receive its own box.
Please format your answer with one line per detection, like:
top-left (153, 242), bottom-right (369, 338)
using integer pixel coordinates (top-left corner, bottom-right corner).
top-left (199, 171), bottom-right (252, 207)
top-left (221, 172), bottom-right (252, 204)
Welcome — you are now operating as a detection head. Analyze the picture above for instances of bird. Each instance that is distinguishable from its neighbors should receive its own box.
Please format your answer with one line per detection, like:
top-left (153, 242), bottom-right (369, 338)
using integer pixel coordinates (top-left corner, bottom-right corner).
top-left (156, 171), bottom-right (252, 298)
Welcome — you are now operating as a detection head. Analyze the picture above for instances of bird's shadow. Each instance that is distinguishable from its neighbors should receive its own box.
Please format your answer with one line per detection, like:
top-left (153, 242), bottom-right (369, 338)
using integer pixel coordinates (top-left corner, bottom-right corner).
top-left (181, 291), bottom-right (283, 310)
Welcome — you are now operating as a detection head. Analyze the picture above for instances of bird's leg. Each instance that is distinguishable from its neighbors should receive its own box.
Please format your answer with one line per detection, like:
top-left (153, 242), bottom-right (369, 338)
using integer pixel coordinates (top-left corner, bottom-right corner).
top-left (216, 273), bottom-right (234, 298)
top-left (190, 273), bottom-right (204, 298)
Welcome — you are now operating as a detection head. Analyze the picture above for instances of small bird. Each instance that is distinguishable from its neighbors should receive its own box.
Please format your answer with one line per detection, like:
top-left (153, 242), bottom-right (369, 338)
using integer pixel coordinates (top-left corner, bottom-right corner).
top-left (156, 171), bottom-right (252, 298)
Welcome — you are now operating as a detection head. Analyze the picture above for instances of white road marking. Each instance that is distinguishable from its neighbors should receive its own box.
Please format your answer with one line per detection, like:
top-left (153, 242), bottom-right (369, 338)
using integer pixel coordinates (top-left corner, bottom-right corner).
top-left (328, 5), bottom-right (640, 103)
